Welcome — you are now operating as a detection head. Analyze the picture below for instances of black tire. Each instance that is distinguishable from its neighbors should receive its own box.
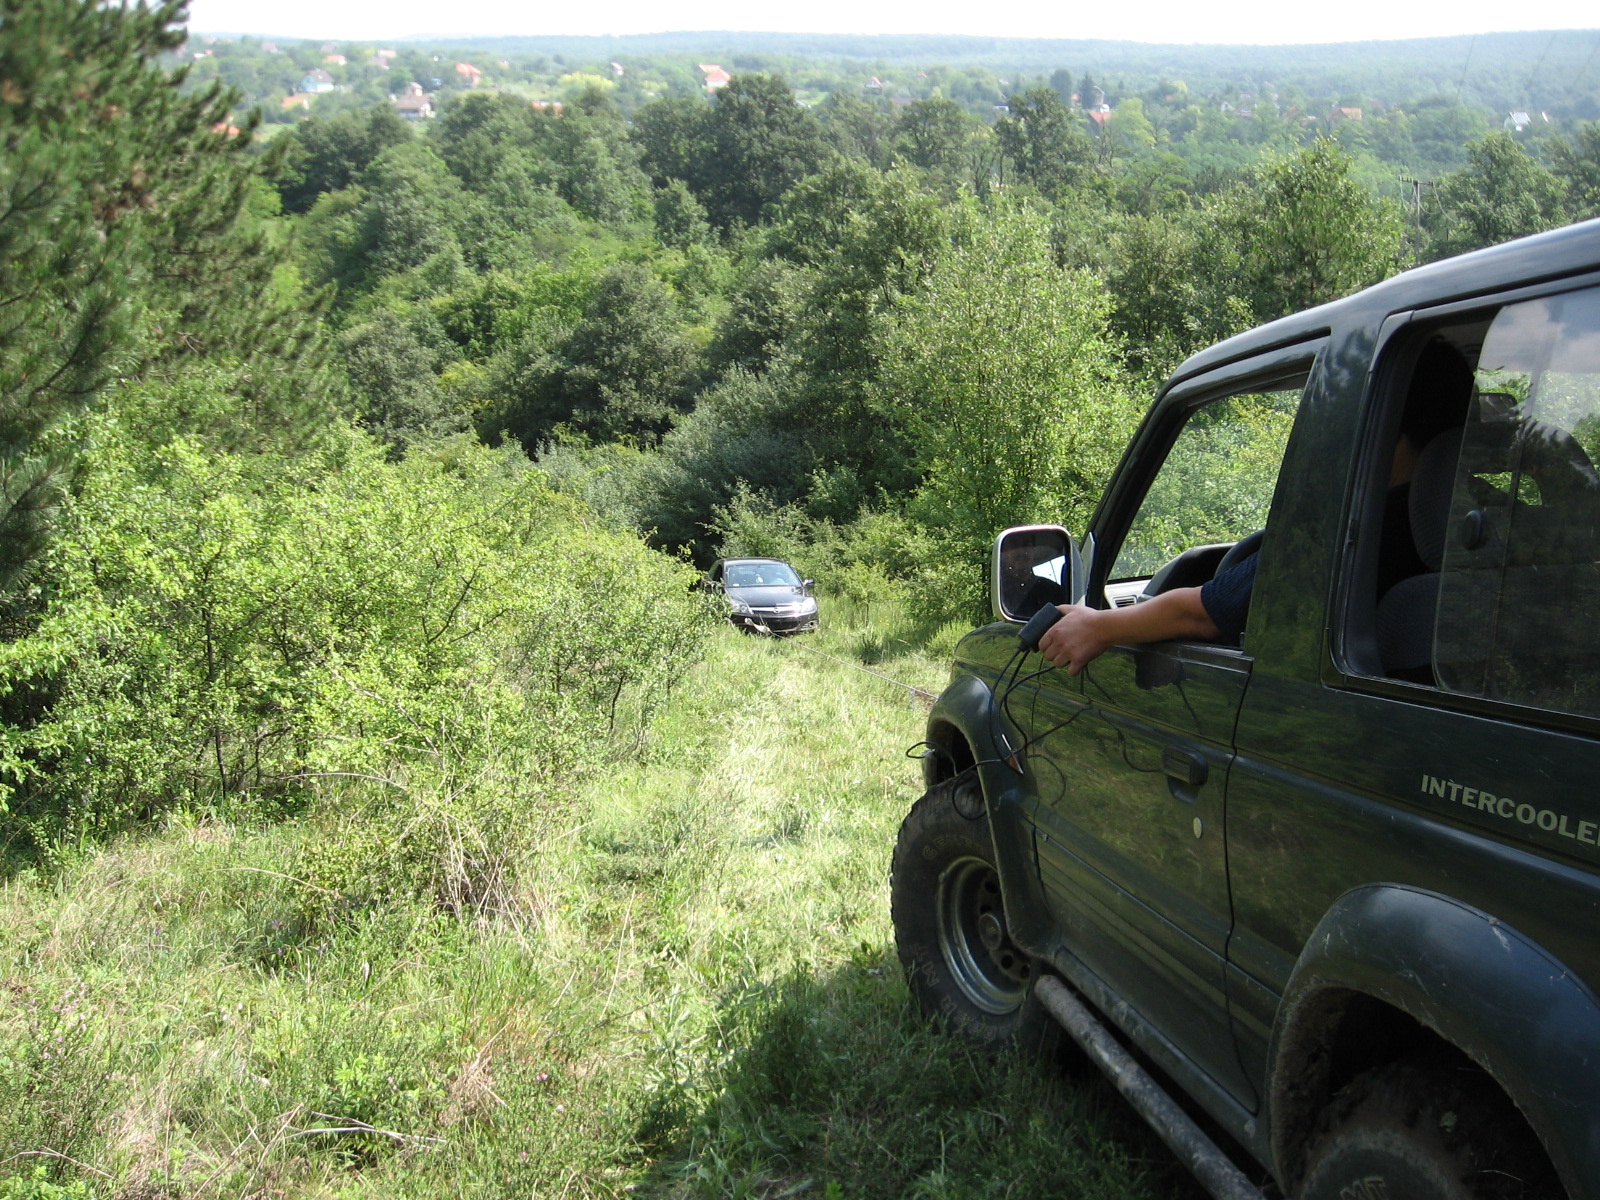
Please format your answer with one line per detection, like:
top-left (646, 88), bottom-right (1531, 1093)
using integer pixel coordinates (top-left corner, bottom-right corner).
top-left (1298, 1060), bottom-right (1561, 1200)
top-left (890, 776), bottom-right (1060, 1055)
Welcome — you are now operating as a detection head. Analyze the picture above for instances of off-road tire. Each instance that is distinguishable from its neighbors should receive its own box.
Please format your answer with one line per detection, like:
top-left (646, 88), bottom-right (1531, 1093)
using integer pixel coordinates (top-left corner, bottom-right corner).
top-left (1298, 1059), bottom-right (1561, 1200)
top-left (890, 775), bottom-right (1061, 1056)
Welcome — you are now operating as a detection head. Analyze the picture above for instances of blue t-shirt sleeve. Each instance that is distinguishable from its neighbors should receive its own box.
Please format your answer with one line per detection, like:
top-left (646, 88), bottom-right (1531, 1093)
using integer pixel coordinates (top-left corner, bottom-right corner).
top-left (1199, 552), bottom-right (1258, 644)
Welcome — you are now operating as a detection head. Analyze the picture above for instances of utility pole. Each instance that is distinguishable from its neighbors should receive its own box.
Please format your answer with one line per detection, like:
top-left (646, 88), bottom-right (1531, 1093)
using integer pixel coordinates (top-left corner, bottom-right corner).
top-left (1400, 176), bottom-right (1425, 252)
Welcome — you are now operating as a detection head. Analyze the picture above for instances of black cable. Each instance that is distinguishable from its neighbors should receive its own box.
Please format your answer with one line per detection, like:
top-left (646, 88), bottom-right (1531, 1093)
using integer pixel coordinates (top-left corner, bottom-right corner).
top-left (1079, 657), bottom-right (1164, 776)
top-left (998, 646), bottom-right (1102, 765)
top-left (988, 639), bottom-right (1032, 771)
top-left (905, 639), bottom-right (1069, 791)
top-left (908, 626), bottom-right (1188, 795)
top-left (1523, 32), bottom-right (1558, 110)
top-left (1454, 34), bottom-right (1477, 105)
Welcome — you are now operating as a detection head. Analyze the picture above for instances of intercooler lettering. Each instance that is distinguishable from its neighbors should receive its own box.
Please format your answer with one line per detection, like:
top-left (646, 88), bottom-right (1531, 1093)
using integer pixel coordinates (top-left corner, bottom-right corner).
top-left (1421, 774), bottom-right (1598, 847)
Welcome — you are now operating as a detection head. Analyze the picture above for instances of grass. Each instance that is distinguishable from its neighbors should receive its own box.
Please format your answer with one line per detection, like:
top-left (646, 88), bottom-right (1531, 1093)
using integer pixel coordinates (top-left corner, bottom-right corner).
top-left (0, 605), bottom-right (1206, 1200)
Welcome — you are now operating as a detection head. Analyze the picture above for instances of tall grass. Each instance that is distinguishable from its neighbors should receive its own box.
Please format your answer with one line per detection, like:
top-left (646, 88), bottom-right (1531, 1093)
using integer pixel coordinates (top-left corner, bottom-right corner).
top-left (0, 604), bottom-right (1203, 1200)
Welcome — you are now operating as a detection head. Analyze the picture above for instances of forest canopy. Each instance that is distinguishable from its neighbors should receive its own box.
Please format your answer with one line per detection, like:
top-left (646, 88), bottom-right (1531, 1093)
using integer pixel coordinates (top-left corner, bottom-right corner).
top-left (4, 1), bottom-right (1600, 860)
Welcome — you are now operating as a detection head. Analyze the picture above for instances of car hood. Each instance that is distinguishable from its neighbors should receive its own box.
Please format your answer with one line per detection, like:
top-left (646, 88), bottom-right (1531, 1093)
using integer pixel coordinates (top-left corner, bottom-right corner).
top-left (726, 585), bottom-right (814, 606)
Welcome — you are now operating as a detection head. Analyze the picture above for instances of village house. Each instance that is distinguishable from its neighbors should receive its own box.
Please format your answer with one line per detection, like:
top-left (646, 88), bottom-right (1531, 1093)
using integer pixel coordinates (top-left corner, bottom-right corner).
top-left (393, 82), bottom-right (436, 120)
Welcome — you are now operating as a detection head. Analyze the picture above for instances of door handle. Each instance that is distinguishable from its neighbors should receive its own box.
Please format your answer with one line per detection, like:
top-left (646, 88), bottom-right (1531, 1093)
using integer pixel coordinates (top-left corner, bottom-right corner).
top-left (1162, 745), bottom-right (1208, 787)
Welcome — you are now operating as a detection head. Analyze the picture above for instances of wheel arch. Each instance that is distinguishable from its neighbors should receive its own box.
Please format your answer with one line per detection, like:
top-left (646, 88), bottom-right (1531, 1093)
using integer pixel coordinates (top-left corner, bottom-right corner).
top-left (921, 673), bottom-right (1006, 790)
top-left (1266, 883), bottom-right (1598, 1199)
top-left (921, 673), bottom-right (1055, 958)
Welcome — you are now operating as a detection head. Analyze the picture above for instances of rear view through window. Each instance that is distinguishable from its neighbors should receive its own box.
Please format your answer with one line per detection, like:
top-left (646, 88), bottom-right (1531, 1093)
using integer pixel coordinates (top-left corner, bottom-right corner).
top-left (1432, 288), bottom-right (1600, 718)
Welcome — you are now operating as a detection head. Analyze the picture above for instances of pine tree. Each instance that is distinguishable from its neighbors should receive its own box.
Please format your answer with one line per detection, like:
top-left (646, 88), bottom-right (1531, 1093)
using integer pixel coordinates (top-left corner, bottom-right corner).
top-left (0, 0), bottom-right (334, 596)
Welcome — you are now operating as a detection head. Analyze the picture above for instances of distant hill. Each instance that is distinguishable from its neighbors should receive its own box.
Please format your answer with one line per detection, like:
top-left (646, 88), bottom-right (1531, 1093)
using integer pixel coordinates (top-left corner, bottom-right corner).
top-left (377, 28), bottom-right (1576, 66)
top-left (181, 23), bottom-right (1600, 128)
top-left (365, 29), bottom-right (1600, 115)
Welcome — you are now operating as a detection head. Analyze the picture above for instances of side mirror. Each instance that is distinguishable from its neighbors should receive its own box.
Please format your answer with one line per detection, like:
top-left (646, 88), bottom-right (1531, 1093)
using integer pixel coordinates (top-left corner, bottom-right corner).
top-left (802, 579), bottom-right (814, 592)
top-left (992, 525), bottom-right (1085, 623)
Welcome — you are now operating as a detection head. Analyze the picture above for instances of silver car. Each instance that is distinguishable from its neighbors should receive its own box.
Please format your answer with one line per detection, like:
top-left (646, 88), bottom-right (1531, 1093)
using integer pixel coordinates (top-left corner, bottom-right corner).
top-left (704, 557), bottom-right (819, 634)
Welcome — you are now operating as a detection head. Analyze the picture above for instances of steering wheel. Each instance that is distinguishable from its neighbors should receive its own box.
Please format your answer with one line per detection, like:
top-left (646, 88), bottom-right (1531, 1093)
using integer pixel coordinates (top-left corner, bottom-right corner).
top-left (1142, 542), bottom-right (1230, 597)
top-left (1215, 529), bottom-right (1265, 576)
top-left (1140, 531), bottom-right (1265, 600)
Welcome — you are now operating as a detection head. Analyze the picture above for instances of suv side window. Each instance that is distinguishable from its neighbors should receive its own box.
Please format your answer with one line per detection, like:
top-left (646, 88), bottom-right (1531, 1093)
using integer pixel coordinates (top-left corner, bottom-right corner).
top-left (1434, 288), bottom-right (1600, 716)
top-left (1112, 383), bottom-right (1302, 584)
top-left (1360, 285), bottom-right (1600, 719)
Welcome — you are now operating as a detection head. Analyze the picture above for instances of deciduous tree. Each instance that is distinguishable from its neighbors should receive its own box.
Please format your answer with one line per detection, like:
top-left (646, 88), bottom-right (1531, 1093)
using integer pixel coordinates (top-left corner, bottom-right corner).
top-left (890, 97), bottom-right (975, 183)
top-left (817, 90), bottom-right (892, 166)
top-left (994, 87), bottom-right (1097, 200)
top-left (1551, 122), bottom-right (1600, 220)
top-left (513, 263), bottom-right (695, 444)
top-left (340, 313), bottom-right (467, 453)
top-left (701, 74), bottom-right (834, 228)
top-left (631, 95), bottom-right (713, 191)
top-left (1220, 139), bottom-right (1405, 321)
top-left (1424, 132), bottom-right (1569, 260)
top-left (873, 204), bottom-right (1138, 614)
top-left (768, 162), bottom-right (949, 490)
top-left (276, 103), bottom-right (413, 213)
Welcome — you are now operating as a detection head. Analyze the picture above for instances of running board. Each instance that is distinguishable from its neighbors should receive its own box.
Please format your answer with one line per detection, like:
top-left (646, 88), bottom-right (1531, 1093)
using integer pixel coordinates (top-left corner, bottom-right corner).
top-left (1034, 976), bottom-right (1268, 1200)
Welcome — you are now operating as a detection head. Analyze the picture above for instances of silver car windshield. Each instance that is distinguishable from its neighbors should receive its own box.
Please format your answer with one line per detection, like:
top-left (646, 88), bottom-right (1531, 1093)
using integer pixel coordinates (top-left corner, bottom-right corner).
top-left (726, 563), bottom-right (801, 587)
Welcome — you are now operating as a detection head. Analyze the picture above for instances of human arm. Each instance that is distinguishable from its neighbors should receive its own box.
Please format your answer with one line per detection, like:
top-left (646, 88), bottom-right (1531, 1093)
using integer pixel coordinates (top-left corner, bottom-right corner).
top-left (1036, 586), bottom-right (1220, 676)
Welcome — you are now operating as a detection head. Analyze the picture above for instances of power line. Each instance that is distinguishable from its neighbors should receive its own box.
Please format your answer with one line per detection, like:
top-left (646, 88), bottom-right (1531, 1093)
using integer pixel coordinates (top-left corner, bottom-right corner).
top-left (1453, 34), bottom-right (1477, 105)
top-left (1572, 31), bottom-right (1600, 98)
top-left (1522, 31), bottom-right (1558, 108)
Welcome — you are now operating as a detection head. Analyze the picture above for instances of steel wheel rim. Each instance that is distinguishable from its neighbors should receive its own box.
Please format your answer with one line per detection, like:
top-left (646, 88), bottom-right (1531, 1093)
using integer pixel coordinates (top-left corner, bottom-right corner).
top-left (936, 856), bottom-right (1030, 1015)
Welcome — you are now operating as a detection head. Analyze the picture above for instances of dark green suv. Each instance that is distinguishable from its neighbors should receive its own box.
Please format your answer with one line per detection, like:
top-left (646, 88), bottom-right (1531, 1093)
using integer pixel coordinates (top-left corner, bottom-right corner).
top-left (894, 219), bottom-right (1600, 1200)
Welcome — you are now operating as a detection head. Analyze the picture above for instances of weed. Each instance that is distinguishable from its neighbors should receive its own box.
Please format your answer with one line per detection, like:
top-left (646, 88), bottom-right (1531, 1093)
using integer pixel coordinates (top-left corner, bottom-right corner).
top-left (0, 1167), bottom-right (92, 1200)
top-left (0, 605), bottom-right (1200, 1199)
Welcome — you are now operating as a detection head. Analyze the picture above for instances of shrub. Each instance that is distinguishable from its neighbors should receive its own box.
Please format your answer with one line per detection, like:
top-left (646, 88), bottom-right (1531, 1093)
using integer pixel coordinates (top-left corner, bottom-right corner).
top-left (0, 382), bottom-right (715, 884)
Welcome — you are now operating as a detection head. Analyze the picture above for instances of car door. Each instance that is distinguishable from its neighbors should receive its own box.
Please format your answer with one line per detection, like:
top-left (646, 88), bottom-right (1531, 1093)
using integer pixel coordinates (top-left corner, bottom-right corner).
top-left (1225, 285), bottom-right (1600, 1098)
top-left (1019, 348), bottom-right (1318, 1106)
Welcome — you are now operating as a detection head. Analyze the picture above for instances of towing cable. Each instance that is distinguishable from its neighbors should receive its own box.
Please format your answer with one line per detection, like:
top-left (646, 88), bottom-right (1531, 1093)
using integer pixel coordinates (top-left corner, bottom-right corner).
top-left (757, 632), bottom-right (940, 707)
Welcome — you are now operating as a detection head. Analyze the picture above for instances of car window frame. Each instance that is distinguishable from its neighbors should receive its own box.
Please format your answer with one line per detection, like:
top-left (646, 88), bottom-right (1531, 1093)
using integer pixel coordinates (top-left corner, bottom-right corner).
top-left (1087, 343), bottom-right (1325, 637)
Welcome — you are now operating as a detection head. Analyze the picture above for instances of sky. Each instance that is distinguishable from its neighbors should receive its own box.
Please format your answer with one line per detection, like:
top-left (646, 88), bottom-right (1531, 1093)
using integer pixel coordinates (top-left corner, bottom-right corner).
top-left (185, 0), bottom-right (1600, 47)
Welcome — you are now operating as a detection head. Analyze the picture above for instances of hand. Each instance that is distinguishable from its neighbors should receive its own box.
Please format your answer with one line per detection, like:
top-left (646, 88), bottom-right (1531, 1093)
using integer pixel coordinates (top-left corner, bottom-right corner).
top-left (1037, 604), bottom-right (1114, 676)
top-left (1035, 587), bottom-right (1219, 674)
